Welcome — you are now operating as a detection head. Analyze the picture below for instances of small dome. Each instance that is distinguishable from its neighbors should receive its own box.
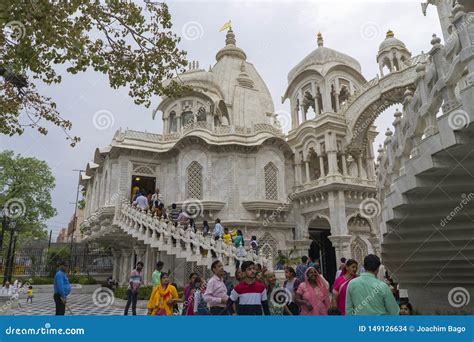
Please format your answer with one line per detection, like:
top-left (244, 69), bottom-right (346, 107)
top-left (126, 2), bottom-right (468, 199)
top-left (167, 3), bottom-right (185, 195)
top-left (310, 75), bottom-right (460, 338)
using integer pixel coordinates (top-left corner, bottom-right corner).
top-left (378, 30), bottom-right (407, 53)
top-left (287, 33), bottom-right (362, 84)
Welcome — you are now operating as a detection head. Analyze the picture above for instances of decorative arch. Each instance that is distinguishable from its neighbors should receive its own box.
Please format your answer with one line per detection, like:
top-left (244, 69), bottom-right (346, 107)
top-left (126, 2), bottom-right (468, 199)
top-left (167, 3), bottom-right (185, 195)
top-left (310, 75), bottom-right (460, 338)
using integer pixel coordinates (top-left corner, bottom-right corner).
top-left (133, 164), bottom-right (155, 176)
top-left (351, 236), bottom-right (368, 267)
top-left (258, 232), bottom-right (278, 260)
top-left (264, 162), bottom-right (278, 200)
top-left (186, 161), bottom-right (203, 200)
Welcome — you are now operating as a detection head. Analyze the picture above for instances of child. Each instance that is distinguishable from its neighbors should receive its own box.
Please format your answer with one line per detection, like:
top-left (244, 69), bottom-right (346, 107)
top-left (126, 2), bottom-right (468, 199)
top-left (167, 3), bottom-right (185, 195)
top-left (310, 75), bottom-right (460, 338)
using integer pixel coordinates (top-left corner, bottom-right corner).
top-left (26, 285), bottom-right (33, 304)
top-left (250, 236), bottom-right (259, 255)
top-left (223, 228), bottom-right (232, 245)
top-left (193, 277), bottom-right (209, 315)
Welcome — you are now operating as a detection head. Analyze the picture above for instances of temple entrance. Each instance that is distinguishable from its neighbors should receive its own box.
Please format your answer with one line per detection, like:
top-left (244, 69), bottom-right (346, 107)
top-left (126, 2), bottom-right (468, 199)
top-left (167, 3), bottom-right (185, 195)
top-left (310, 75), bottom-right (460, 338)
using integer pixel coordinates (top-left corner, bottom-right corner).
top-left (130, 175), bottom-right (156, 200)
top-left (308, 217), bottom-right (337, 287)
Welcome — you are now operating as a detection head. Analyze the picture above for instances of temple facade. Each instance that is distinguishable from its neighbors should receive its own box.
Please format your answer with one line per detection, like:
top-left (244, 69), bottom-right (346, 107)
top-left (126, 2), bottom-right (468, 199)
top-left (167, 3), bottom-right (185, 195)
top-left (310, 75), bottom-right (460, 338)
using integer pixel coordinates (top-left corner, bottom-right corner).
top-left (80, 0), bottom-right (474, 310)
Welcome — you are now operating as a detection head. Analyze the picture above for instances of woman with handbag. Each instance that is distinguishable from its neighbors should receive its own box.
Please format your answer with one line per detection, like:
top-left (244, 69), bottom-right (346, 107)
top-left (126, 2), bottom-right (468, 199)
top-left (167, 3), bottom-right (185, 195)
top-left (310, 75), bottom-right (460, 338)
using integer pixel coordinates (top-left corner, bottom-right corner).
top-left (332, 259), bottom-right (358, 315)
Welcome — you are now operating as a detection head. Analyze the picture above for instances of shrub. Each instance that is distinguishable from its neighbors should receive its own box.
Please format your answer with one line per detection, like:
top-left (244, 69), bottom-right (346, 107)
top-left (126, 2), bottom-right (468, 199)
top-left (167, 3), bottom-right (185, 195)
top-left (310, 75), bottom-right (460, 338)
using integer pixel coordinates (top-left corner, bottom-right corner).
top-left (30, 277), bottom-right (54, 285)
top-left (114, 286), bottom-right (153, 300)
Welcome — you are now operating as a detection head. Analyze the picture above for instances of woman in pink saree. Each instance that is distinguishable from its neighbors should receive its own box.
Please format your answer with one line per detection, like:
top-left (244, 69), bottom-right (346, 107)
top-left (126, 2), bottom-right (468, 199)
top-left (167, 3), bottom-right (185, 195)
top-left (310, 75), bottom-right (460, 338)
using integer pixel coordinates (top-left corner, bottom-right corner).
top-left (295, 267), bottom-right (330, 315)
top-left (332, 259), bottom-right (358, 315)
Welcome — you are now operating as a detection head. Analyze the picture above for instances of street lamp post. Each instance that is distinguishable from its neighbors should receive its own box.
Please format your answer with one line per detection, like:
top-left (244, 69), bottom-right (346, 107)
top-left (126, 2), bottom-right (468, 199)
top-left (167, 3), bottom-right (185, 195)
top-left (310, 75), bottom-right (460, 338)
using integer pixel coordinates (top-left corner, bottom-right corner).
top-left (3, 221), bottom-right (17, 283)
top-left (0, 208), bottom-right (9, 253)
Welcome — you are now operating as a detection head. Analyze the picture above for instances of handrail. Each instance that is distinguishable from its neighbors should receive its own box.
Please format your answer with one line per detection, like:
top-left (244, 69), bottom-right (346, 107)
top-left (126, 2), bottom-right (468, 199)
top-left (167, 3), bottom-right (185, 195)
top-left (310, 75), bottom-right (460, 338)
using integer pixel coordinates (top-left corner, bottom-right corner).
top-left (117, 203), bottom-right (271, 270)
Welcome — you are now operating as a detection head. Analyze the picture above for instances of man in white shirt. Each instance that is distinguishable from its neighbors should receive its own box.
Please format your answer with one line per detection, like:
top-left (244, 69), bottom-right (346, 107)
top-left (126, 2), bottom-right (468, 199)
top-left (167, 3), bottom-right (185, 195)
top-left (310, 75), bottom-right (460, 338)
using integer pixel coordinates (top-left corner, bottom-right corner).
top-left (132, 193), bottom-right (149, 211)
top-left (0, 281), bottom-right (14, 296)
top-left (151, 188), bottom-right (162, 208)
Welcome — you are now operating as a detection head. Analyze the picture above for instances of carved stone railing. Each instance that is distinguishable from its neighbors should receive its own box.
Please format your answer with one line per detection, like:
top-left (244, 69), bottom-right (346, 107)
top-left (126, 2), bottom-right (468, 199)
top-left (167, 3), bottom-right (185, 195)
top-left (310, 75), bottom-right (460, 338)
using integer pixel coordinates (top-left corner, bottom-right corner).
top-left (161, 123), bottom-right (284, 142)
top-left (117, 203), bottom-right (271, 272)
top-left (377, 6), bottom-right (474, 196)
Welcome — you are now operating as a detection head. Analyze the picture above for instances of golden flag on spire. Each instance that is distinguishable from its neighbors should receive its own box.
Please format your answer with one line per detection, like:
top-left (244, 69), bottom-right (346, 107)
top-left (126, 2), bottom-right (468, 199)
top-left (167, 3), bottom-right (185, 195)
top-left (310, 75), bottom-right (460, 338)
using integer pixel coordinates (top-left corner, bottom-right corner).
top-left (219, 20), bottom-right (232, 32)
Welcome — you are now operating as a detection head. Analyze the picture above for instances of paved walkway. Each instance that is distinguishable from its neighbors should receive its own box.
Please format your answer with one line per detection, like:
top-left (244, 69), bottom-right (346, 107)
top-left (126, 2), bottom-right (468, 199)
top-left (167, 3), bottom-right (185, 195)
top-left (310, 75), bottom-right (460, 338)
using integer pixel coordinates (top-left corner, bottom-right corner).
top-left (10, 293), bottom-right (148, 316)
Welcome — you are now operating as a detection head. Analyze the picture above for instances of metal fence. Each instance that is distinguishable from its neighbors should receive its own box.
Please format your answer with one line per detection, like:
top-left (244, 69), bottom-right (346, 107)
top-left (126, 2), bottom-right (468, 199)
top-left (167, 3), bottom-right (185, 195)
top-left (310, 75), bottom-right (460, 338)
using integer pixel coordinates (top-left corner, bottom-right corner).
top-left (2, 242), bottom-right (113, 277)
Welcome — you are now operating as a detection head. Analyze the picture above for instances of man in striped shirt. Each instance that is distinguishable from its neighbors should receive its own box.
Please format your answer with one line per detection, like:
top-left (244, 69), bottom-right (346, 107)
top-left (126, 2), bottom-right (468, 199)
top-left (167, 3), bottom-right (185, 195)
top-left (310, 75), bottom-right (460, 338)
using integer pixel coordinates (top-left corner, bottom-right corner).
top-left (230, 261), bottom-right (270, 315)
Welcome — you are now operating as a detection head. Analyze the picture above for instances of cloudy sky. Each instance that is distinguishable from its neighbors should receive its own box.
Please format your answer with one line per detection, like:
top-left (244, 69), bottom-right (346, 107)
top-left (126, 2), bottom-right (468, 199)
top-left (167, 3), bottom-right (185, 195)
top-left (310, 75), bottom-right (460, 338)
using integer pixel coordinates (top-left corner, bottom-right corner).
top-left (0, 0), bottom-right (443, 240)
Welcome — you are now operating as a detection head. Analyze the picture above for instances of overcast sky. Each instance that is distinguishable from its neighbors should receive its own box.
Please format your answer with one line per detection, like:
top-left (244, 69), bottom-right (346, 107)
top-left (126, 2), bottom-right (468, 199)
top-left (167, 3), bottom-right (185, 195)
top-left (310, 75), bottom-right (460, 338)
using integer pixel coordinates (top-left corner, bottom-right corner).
top-left (0, 0), bottom-right (443, 240)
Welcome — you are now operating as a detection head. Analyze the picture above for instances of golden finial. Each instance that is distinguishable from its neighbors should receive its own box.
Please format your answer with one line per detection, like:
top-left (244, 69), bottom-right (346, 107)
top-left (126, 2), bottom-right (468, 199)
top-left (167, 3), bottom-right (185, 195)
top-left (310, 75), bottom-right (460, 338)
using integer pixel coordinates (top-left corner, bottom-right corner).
top-left (317, 32), bottom-right (323, 47)
top-left (386, 30), bottom-right (394, 39)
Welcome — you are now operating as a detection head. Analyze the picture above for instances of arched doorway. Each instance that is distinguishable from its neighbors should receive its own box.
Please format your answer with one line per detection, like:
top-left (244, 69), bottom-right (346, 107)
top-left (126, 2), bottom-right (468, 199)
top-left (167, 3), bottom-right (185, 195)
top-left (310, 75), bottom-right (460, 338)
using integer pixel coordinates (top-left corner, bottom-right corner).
top-left (307, 216), bottom-right (337, 286)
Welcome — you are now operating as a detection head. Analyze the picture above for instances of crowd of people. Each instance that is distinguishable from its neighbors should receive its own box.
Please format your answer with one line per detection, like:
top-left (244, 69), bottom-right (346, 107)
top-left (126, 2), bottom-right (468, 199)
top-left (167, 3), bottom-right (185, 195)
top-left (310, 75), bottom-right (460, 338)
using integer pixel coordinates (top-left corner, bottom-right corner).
top-left (121, 253), bottom-right (413, 316)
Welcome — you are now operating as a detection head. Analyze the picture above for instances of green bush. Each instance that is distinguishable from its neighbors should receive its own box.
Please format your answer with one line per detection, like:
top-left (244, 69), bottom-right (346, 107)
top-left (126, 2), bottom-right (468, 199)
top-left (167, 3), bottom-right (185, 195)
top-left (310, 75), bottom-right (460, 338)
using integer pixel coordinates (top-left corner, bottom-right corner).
top-left (114, 286), bottom-right (153, 300)
top-left (45, 247), bottom-right (70, 278)
top-left (30, 277), bottom-right (54, 285)
top-left (78, 275), bottom-right (97, 285)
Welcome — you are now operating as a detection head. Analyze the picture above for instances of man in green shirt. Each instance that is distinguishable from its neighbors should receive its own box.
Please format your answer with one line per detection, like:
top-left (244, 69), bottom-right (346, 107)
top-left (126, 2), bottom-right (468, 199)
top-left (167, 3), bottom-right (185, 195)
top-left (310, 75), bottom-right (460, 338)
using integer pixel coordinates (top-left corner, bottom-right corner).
top-left (346, 254), bottom-right (399, 316)
top-left (151, 261), bottom-right (164, 288)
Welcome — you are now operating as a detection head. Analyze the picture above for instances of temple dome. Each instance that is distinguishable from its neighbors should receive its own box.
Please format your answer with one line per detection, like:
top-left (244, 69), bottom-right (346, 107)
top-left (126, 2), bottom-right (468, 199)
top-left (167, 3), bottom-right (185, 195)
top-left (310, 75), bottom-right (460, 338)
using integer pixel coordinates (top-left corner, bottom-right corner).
top-left (287, 33), bottom-right (362, 85)
top-left (378, 30), bottom-right (408, 54)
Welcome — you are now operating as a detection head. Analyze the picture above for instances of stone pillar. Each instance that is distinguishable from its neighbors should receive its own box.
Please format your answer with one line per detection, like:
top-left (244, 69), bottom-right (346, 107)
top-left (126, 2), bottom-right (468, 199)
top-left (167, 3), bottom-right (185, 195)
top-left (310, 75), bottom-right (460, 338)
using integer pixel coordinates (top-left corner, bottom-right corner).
top-left (176, 115), bottom-right (182, 132)
top-left (328, 190), bottom-right (348, 236)
top-left (341, 154), bottom-right (348, 176)
top-left (319, 156), bottom-right (325, 177)
top-left (163, 118), bottom-right (169, 134)
top-left (366, 144), bottom-right (376, 180)
top-left (121, 249), bottom-right (133, 285)
top-left (294, 163), bottom-right (301, 185)
top-left (334, 93), bottom-right (340, 112)
top-left (291, 105), bottom-right (298, 129)
top-left (143, 246), bottom-right (151, 285)
top-left (357, 155), bottom-right (364, 179)
top-left (112, 249), bottom-right (121, 282)
top-left (328, 235), bottom-right (352, 265)
top-left (305, 160), bottom-right (311, 183)
top-left (325, 132), bottom-right (339, 175)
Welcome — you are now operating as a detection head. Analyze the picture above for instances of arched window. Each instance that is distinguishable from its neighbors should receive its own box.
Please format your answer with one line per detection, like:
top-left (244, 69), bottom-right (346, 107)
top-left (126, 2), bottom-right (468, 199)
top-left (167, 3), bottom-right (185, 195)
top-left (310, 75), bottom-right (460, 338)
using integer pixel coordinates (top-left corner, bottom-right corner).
top-left (351, 236), bottom-right (368, 267)
top-left (169, 111), bottom-right (177, 133)
top-left (197, 107), bottom-right (207, 122)
top-left (264, 162), bottom-right (278, 200)
top-left (186, 161), bottom-right (203, 199)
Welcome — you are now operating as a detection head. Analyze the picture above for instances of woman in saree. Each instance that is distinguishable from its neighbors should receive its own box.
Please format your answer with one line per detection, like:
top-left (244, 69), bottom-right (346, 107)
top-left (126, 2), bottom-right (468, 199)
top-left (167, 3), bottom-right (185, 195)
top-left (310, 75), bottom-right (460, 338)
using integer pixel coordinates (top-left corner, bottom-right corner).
top-left (295, 267), bottom-right (330, 315)
top-left (264, 271), bottom-right (284, 315)
top-left (332, 259), bottom-right (358, 315)
top-left (147, 273), bottom-right (181, 316)
top-left (181, 273), bottom-right (198, 315)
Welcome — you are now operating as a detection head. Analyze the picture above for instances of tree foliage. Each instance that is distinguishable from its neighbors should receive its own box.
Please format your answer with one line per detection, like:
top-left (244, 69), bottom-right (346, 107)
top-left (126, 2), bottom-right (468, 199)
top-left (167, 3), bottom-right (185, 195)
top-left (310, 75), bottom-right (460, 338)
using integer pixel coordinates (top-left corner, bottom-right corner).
top-left (0, 0), bottom-right (188, 146)
top-left (0, 150), bottom-right (57, 240)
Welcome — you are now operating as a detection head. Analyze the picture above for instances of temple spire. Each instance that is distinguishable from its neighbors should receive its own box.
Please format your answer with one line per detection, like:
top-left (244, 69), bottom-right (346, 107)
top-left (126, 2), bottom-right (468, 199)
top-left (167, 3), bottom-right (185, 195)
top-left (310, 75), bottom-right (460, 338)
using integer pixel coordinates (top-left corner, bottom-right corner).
top-left (225, 28), bottom-right (236, 46)
top-left (317, 32), bottom-right (324, 47)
